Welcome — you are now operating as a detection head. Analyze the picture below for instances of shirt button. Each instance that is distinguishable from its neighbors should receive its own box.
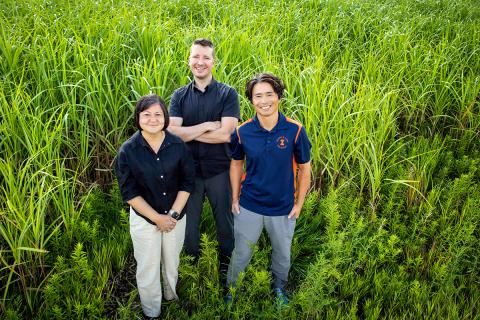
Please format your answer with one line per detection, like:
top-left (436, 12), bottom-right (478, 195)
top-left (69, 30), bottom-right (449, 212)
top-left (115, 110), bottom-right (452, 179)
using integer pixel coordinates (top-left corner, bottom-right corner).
top-left (164, 210), bottom-right (167, 213)
top-left (160, 175), bottom-right (164, 179)
top-left (163, 192), bottom-right (166, 196)
top-left (156, 158), bottom-right (159, 161)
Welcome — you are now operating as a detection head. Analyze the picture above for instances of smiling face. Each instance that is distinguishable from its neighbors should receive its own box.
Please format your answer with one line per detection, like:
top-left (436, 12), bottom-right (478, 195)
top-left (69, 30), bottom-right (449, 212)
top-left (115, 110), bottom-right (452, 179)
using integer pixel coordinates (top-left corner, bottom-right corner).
top-left (138, 103), bottom-right (165, 136)
top-left (251, 82), bottom-right (280, 119)
top-left (189, 44), bottom-right (214, 81)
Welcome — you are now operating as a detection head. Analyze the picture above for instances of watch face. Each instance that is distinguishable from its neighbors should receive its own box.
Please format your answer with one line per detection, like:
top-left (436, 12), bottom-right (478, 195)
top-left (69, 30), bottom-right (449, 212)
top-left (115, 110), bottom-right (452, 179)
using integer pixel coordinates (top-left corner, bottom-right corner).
top-left (169, 210), bottom-right (180, 220)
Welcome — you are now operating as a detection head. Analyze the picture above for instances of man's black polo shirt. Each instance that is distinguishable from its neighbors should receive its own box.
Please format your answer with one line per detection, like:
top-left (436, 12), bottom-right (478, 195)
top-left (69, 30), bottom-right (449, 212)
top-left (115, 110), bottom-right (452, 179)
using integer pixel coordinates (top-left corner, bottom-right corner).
top-left (115, 130), bottom-right (195, 224)
top-left (169, 78), bottom-right (240, 178)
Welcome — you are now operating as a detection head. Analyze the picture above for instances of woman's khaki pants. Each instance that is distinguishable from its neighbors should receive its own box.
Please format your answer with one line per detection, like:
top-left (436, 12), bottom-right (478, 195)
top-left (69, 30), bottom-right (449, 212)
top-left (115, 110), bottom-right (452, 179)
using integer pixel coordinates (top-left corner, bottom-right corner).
top-left (129, 208), bottom-right (186, 317)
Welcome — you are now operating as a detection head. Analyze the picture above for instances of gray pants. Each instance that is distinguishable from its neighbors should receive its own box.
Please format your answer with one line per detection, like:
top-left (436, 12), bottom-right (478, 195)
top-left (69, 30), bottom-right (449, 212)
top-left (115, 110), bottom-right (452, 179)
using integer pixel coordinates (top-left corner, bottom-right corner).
top-left (227, 206), bottom-right (296, 289)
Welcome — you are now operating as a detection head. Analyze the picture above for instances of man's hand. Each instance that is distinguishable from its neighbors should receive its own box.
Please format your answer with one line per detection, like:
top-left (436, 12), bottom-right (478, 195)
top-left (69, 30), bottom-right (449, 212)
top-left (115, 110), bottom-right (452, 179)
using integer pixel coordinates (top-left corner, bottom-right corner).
top-left (168, 117), bottom-right (221, 142)
top-left (230, 159), bottom-right (244, 215)
top-left (195, 117), bottom-right (238, 144)
top-left (232, 200), bottom-right (240, 215)
top-left (204, 121), bottom-right (221, 131)
top-left (288, 203), bottom-right (301, 219)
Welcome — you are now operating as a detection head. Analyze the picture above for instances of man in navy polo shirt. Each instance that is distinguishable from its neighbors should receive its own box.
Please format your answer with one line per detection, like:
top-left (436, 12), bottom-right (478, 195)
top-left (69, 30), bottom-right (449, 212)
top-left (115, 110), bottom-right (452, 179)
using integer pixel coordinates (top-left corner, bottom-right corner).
top-left (168, 38), bottom-right (239, 287)
top-left (226, 73), bottom-right (311, 305)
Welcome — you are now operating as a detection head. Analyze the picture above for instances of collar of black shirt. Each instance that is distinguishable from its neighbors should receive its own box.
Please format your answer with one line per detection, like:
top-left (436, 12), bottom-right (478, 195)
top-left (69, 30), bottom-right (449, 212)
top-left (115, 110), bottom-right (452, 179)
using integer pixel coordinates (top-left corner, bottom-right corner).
top-left (190, 77), bottom-right (218, 93)
top-left (133, 130), bottom-right (182, 152)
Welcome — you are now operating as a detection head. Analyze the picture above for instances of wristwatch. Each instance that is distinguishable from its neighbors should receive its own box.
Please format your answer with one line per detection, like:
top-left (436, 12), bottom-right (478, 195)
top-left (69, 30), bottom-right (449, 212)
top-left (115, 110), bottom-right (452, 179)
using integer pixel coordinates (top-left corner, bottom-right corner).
top-left (168, 209), bottom-right (181, 220)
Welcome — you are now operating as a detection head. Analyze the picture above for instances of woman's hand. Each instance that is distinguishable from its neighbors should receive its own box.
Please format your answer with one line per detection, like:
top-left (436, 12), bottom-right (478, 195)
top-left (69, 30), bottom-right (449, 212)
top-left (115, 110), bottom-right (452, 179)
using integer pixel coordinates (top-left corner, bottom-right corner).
top-left (154, 214), bottom-right (177, 232)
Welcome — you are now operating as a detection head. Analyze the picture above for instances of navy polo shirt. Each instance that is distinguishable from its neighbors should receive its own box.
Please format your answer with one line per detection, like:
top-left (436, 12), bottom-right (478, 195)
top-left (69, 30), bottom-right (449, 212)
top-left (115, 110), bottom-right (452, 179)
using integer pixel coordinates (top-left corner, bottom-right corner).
top-left (169, 78), bottom-right (240, 178)
top-left (230, 112), bottom-right (311, 216)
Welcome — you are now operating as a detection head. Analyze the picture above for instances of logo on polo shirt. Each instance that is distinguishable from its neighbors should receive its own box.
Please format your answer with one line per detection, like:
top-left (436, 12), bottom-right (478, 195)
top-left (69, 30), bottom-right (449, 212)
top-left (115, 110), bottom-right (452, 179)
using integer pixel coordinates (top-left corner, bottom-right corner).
top-left (276, 136), bottom-right (288, 149)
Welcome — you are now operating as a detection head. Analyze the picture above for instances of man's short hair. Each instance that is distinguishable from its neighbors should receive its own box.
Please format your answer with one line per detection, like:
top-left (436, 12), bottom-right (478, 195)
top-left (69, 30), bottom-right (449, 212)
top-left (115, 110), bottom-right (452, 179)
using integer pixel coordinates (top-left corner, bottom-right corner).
top-left (245, 73), bottom-right (285, 102)
top-left (134, 94), bottom-right (169, 131)
top-left (191, 38), bottom-right (215, 57)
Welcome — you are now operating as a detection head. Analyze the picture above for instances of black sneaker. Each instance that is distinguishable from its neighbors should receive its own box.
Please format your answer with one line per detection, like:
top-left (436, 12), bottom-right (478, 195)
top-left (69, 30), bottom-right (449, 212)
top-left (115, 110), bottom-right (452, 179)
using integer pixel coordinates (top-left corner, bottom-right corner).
top-left (224, 291), bottom-right (233, 305)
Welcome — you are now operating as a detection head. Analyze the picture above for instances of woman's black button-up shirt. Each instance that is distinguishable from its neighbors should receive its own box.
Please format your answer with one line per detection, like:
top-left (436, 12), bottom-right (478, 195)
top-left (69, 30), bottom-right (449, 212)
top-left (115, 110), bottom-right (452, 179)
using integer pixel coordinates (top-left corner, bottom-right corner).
top-left (115, 130), bottom-right (195, 225)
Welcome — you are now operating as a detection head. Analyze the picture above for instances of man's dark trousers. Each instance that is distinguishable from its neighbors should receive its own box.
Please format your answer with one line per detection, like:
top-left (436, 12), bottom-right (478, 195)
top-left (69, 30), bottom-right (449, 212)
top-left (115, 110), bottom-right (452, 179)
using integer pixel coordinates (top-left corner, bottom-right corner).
top-left (184, 170), bottom-right (234, 283)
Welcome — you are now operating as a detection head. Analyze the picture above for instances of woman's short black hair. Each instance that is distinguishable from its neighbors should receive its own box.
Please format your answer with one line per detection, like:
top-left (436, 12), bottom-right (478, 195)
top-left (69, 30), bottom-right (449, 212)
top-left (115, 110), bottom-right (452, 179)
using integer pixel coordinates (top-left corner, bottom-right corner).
top-left (134, 94), bottom-right (169, 131)
top-left (245, 73), bottom-right (285, 103)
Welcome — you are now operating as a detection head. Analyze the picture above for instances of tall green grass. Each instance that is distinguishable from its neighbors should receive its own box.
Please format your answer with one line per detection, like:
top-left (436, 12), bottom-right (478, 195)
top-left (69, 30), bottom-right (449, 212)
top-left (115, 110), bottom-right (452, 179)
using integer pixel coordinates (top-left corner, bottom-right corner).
top-left (1, 0), bottom-right (479, 318)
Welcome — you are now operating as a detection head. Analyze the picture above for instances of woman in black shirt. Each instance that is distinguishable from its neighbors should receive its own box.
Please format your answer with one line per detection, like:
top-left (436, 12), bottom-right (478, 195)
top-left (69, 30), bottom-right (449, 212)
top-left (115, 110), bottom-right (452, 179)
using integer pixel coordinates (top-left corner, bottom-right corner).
top-left (115, 94), bottom-right (194, 318)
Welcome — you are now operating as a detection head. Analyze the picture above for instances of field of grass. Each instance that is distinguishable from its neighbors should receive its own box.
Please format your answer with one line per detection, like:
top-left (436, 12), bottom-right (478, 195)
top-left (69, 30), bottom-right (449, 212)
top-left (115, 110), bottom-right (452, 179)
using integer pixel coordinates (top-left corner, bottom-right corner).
top-left (1, 0), bottom-right (479, 318)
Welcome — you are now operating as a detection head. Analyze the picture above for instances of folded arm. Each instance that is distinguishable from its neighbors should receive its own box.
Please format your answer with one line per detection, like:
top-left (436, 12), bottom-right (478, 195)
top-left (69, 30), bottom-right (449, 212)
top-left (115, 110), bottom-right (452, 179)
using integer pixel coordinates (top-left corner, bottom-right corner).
top-left (195, 117), bottom-right (238, 144)
top-left (167, 117), bottom-right (221, 142)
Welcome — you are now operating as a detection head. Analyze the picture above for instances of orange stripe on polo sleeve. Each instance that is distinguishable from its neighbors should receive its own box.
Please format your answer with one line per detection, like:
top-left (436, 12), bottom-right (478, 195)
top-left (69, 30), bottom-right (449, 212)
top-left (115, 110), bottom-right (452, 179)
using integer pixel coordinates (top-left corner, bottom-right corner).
top-left (286, 117), bottom-right (303, 143)
top-left (236, 118), bottom-right (254, 144)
